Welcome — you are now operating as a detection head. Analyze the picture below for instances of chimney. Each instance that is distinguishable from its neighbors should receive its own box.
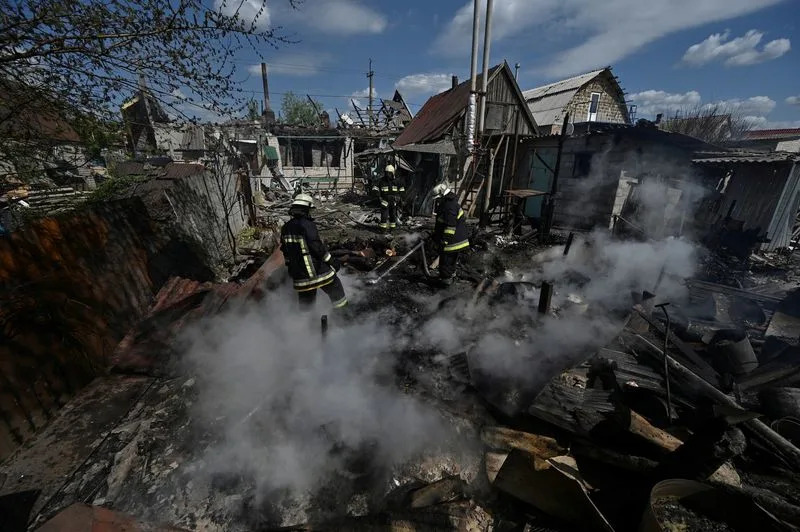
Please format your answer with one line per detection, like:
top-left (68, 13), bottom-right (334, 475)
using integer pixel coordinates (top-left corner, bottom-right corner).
top-left (261, 62), bottom-right (275, 125)
top-left (452, 75), bottom-right (459, 89)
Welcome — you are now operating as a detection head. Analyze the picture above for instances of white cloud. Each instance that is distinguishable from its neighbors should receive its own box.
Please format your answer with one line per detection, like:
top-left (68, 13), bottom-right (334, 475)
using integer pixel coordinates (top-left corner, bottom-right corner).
top-left (629, 90), bottom-right (787, 129)
top-left (706, 96), bottom-right (776, 115)
top-left (214, 0), bottom-right (271, 30)
top-left (395, 73), bottom-right (454, 95)
top-left (745, 117), bottom-right (800, 129)
top-left (628, 90), bottom-right (702, 116)
top-left (248, 52), bottom-right (332, 77)
top-left (433, 0), bottom-right (784, 79)
top-left (306, 0), bottom-right (386, 34)
top-left (352, 87), bottom-right (378, 99)
top-left (786, 96), bottom-right (800, 106)
top-left (682, 30), bottom-right (791, 67)
top-left (215, 0), bottom-right (385, 35)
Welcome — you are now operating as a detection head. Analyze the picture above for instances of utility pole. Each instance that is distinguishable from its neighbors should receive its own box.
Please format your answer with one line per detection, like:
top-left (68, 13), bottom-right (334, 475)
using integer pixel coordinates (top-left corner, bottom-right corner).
top-left (367, 58), bottom-right (374, 128)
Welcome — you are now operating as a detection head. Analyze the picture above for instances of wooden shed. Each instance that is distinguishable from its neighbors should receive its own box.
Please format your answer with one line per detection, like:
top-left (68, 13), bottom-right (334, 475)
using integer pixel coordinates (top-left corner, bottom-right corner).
top-left (393, 61), bottom-right (538, 215)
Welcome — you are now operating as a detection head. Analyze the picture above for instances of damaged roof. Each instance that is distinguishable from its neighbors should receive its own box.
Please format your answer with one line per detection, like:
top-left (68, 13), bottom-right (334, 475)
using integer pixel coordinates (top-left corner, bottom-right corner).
top-left (741, 128), bottom-right (800, 140)
top-left (693, 152), bottom-right (800, 164)
top-left (114, 161), bottom-right (206, 179)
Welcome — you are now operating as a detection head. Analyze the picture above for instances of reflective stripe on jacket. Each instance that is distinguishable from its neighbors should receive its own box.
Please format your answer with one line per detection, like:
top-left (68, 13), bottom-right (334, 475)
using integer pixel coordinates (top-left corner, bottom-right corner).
top-left (378, 175), bottom-right (405, 196)
top-left (280, 215), bottom-right (335, 291)
top-left (434, 192), bottom-right (470, 253)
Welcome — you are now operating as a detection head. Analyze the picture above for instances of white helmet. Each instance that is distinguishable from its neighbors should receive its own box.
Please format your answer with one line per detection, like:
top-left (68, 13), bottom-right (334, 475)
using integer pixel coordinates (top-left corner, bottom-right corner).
top-left (384, 164), bottom-right (395, 174)
top-left (432, 183), bottom-right (451, 198)
top-left (291, 193), bottom-right (315, 209)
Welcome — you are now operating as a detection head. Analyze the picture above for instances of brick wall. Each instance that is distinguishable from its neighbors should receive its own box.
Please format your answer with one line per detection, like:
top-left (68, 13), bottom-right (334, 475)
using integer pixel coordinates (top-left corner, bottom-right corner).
top-left (565, 74), bottom-right (630, 127)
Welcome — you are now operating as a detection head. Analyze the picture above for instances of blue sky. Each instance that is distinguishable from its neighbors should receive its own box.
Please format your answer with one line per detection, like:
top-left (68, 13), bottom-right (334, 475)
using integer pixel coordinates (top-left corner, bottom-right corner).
top-left (202, 0), bottom-right (799, 128)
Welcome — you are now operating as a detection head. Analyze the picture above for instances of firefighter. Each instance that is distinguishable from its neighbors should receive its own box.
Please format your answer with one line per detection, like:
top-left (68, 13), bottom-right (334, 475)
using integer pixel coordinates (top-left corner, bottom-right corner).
top-left (280, 194), bottom-right (348, 310)
top-left (431, 183), bottom-right (470, 286)
top-left (377, 164), bottom-right (404, 231)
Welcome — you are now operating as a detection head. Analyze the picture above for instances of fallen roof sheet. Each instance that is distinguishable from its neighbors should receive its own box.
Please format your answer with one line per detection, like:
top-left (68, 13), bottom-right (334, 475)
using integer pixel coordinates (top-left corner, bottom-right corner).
top-left (396, 139), bottom-right (457, 155)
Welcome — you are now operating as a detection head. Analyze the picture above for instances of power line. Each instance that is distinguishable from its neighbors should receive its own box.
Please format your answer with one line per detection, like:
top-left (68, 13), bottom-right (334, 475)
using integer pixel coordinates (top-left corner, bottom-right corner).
top-left (228, 59), bottom-right (397, 79)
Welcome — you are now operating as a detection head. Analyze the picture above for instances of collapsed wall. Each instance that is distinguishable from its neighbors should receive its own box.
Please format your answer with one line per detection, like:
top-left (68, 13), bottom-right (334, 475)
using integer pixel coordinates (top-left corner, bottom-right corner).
top-left (0, 198), bottom-right (216, 460)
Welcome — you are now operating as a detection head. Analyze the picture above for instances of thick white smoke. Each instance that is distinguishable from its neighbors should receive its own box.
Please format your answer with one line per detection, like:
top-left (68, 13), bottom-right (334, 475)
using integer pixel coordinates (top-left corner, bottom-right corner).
top-left (180, 281), bottom-right (477, 524)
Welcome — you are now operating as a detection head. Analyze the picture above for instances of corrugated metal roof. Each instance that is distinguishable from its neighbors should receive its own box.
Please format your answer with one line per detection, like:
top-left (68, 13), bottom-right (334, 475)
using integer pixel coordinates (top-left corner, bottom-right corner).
top-left (522, 69), bottom-right (606, 100)
top-left (742, 128), bottom-right (800, 140)
top-left (522, 69), bottom-right (606, 127)
top-left (693, 152), bottom-right (800, 164)
top-left (392, 73), bottom-right (476, 147)
top-left (528, 90), bottom-right (580, 127)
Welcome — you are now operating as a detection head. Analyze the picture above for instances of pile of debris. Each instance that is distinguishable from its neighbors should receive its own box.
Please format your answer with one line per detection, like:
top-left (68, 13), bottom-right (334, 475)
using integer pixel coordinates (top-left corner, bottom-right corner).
top-left (5, 192), bottom-right (800, 531)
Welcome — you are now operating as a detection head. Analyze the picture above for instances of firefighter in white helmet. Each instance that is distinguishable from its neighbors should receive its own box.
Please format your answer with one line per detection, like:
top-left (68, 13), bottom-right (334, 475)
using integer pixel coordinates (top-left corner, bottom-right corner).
top-left (431, 183), bottom-right (469, 286)
top-left (376, 164), bottom-right (404, 231)
top-left (280, 193), bottom-right (347, 310)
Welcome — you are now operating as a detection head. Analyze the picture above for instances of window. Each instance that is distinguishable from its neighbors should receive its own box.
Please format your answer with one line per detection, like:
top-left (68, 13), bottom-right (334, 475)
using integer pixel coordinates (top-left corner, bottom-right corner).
top-left (572, 152), bottom-right (592, 177)
top-left (587, 92), bottom-right (600, 122)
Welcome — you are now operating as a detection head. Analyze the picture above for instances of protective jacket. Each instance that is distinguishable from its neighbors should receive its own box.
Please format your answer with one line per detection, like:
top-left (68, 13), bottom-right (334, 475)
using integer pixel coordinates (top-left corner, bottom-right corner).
top-left (378, 174), bottom-right (404, 198)
top-left (280, 214), bottom-right (335, 291)
top-left (433, 192), bottom-right (470, 252)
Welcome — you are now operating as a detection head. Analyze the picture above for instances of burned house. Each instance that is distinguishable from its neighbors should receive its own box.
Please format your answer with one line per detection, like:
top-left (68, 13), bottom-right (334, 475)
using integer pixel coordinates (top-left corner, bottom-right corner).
top-left (120, 90), bottom-right (172, 156)
top-left (271, 126), bottom-right (354, 194)
top-left (393, 61), bottom-right (538, 213)
top-left (694, 151), bottom-right (800, 253)
top-left (514, 123), bottom-right (716, 236)
top-left (522, 67), bottom-right (631, 135)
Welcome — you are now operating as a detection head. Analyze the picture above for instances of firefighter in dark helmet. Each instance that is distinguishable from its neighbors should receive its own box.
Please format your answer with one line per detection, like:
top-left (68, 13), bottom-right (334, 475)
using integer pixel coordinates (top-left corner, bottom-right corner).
top-left (280, 193), bottom-right (348, 310)
top-left (431, 183), bottom-right (469, 286)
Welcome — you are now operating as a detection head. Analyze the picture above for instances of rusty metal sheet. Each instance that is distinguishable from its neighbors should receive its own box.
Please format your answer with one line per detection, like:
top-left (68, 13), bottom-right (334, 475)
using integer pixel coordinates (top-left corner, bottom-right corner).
top-left (36, 503), bottom-right (187, 531)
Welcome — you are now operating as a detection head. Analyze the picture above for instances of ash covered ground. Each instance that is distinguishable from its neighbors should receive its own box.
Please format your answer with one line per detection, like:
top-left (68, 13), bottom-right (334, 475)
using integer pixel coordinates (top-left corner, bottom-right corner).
top-left (7, 199), bottom-right (800, 531)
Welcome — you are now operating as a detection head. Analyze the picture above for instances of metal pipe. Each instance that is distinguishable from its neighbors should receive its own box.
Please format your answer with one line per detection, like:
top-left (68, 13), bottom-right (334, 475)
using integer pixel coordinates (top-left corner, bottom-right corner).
top-left (368, 241), bottom-right (425, 285)
top-left (419, 240), bottom-right (435, 278)
top-left (563, 232), bottom-right (575, 256)
top-left (466, 0), bottom-right (481, 152)
top-left (655, 303), bottom-right (673, 422)
top-left (538, 281), bottom-right (553, 314)
top-left (477, 0), bottom-right (494, 135)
